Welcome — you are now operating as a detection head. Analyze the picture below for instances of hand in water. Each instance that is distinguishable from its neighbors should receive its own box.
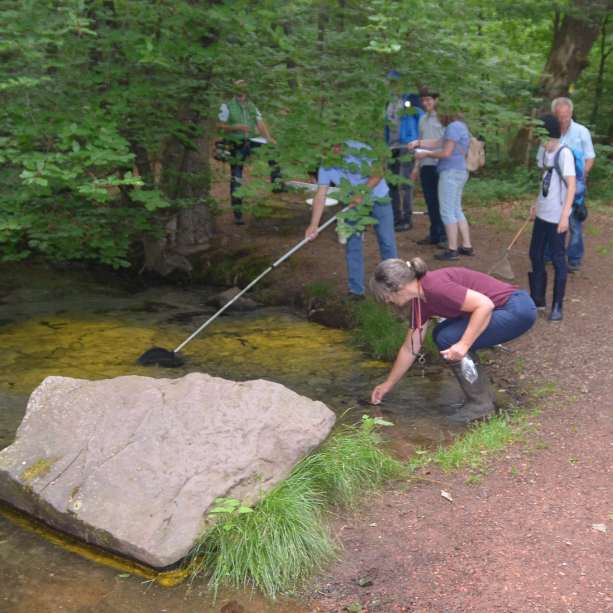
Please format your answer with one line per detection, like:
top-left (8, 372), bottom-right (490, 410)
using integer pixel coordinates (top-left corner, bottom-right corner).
top-left (370, 383), bottom-right (390, 405)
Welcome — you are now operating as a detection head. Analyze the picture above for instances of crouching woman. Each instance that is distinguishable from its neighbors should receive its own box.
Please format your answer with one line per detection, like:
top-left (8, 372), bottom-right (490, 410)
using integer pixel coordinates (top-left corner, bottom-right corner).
top-left (369, 258), bottom-right (537, 423)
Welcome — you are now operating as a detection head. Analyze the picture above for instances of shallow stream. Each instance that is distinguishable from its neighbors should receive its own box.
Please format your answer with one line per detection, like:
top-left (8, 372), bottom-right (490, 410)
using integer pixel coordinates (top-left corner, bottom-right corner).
top-left (0, 263), bottom-right (464, 612)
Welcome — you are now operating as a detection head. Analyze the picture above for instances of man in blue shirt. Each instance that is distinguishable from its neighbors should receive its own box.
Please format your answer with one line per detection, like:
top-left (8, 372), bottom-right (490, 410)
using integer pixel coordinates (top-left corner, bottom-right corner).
top-left (384, 70), bottom-right (424, 232)
top-left (552, 97), bottom-right (596, 271)
top-left (305, 141), bottom-right (397, 298)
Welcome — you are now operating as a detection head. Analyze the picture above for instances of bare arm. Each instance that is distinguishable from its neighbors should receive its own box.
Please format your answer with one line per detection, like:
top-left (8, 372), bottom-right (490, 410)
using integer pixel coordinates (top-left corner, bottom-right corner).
top-left (305, 184), bottom-right (328, 240)
top-left (440, 290), bottom-right (494, 361)
top-left (217, 121), bottom-right (250, 135)
top-left (407, 137), bottom-right (442, 149)
top-left (584, 158), bottom-right (594, 178)
top-left (415, 139), bottom-right (454, 160)
top-left (371, 323), bottom-right (428, 404)
top-left (557, 174), bottom-right (576, 234)
top-left (256, 119), bottom-right (276, 144)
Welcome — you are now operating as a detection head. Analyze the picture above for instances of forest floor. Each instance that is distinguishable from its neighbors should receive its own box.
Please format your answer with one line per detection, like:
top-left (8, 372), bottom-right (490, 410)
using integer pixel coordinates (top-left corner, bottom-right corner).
top-left (210, 171), bottom-right (612, 613)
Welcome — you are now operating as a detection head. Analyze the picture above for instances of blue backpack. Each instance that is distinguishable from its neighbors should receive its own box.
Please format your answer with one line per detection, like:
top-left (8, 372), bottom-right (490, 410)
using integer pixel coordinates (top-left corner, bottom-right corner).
top-left (552, 145), bottom-right (587, 221)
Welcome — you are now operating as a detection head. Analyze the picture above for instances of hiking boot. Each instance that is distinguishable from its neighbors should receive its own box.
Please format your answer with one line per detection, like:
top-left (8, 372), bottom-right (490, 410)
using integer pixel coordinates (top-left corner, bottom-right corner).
top-left (528, 271), bottom-right (547, 309)
top-left (458, 246), bottom-right (475, 256)
top-left (434, 249), bottom-right (459, 261)
top-left (447, 356), bottom-right (496, 424)
top-left (548, 275), bottom-right (566, 322)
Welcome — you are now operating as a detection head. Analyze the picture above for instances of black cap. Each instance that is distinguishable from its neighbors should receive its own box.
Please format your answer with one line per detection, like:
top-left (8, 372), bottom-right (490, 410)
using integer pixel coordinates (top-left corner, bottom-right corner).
top-left (540, 113), bottom-right (561, 139)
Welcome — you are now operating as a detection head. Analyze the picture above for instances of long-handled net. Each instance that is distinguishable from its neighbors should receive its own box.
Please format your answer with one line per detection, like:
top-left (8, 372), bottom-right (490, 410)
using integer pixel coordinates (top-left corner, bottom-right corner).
top-left (137, 205), bottom-right (350, 368)
top-left (488, 218), bottom-right (531, 281)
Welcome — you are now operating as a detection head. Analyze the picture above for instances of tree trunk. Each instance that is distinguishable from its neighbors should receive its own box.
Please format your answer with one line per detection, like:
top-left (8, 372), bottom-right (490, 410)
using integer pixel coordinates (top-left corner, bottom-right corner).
top-left (590, 15), bottom-right (612, 125)
top-left (511, 0), bottom-right (612, 163)
top-left (142, 113), bottom-right (214, 276)
top-left (538, 0), bottom-right (608, 100)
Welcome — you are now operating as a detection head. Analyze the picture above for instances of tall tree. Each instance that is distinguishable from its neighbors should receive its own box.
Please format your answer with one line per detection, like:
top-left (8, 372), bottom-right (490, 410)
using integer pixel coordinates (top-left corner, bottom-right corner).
top-left (539, 0), bottom-right (613, 99)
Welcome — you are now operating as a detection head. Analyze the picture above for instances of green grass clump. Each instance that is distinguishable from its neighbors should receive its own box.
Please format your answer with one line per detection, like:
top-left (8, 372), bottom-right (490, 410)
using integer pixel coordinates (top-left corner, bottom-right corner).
top-left (190, 417), bottom-right (405, 598)
top-left (408, 411), bottom-right (530, 473)
top-left (351, 299), bottom-right (407, 361)
top-left (351, 298), bottom-right (438, 363)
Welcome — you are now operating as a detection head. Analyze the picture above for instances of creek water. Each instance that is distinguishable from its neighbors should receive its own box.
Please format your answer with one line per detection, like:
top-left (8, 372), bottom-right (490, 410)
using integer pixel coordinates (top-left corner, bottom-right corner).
top-left (0, 263), bottom-right (464, 612)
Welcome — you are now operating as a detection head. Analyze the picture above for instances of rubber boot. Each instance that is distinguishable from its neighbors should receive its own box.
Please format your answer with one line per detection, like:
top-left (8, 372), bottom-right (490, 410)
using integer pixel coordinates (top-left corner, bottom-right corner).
top-left (548, 275), bottom-right (566, 322)
top-left (528, 271), bottom-right (547, 309)
top-left (447, 356), bottom-right (496, 424)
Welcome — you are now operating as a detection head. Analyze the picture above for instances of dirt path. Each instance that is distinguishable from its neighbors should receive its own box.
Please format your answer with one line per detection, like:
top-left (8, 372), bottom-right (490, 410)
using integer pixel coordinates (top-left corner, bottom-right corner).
top-left (212, 177), bottom-right (613, 613)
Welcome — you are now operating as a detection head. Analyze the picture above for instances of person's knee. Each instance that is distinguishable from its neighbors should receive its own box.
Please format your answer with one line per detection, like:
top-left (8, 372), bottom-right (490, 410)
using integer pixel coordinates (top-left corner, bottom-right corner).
top-left (433, 324), bottom-right (454, 350)
top-left (440, 208), bottom-right (454, 225)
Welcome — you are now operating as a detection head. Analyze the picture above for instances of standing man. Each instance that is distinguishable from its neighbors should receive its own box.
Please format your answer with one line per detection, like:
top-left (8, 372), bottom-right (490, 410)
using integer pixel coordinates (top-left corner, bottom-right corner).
top-left (305, 141), bottom-right (397, 299)
top-left (551, 97), bottom-right (596, 271)
top-left (384, 70), bottom-right (424, 232)
top-left (217, 79), bottom-right (281, 225)
top-left (413, 87), bottom-right (446, 247)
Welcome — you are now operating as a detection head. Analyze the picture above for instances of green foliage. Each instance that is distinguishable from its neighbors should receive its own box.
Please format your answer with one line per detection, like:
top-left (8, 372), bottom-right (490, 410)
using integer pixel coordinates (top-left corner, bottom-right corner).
top-left (1, 0), bottom-right (610, 268)
top-left (351, 298), bottom-right (408, 361)
top-left (463, 167), bottom-right (537, 206)
top-left (190, 416), bottom-right (405, 598)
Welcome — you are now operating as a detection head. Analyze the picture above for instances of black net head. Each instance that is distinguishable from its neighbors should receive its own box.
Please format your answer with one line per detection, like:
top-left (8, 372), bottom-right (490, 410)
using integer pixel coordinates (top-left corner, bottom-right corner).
top-left (137, 347), bottom-right (185, 368)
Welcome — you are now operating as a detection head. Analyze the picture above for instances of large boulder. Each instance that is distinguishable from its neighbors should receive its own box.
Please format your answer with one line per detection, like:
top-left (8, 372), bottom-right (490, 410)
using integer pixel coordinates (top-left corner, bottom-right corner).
top-left (0, 373), bottom-right (335, 568)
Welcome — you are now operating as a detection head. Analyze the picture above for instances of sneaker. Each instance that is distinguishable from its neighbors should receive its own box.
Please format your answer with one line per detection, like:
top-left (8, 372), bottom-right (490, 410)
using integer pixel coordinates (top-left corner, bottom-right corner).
top-left (434, 249), bottom-right (459, 261)
top-left (394, 222), bottom-right (412, 232)
top-left (234, 218), bottom-right (245, 226)
top-left (458, 246), bottom-right (475, 256)
top-left (436, 240), bottom-right (449, 249)
top-left (567, 262), bottom-right (581, 273)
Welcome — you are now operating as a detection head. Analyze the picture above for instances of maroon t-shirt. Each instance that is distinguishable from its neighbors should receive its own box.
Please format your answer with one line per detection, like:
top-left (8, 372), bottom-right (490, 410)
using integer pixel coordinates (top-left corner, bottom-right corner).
top-left (413, 268), bottom-right (517, 327)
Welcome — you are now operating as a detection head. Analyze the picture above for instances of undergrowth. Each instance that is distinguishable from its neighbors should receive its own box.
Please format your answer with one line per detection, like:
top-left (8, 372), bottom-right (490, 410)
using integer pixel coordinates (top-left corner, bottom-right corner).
top-left (463, 167), bottom-right (536, 206)
top-left (189, 416), bottom-right (406, 598)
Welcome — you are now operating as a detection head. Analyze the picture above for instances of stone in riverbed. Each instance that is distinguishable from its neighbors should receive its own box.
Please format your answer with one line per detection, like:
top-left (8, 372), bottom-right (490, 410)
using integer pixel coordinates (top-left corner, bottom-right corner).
top-left (0, 373), bottom-right (335, 568)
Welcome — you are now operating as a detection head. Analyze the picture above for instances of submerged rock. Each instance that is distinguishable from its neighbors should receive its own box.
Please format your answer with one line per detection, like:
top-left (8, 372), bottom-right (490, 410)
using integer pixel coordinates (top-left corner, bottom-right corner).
top-left (207, 287), bottom-right (260, 311)
top-left (0, 373), bottom-right (335, 568)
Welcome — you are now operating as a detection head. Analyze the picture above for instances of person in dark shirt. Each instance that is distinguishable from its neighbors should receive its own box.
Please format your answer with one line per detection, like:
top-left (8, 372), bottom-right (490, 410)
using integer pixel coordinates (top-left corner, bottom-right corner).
top-left (369, 258), bottom-right (536, 423)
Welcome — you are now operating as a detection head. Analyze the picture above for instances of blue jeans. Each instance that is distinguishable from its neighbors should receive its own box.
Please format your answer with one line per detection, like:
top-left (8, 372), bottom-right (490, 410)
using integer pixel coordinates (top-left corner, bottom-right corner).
top-left (432, 291), bottom-right (537, 351)
top-left (567, 213), bottom-right (583, 266)
top-left (346, 201), bottom-right (397, 295)
top-left (543, 212), bottom-right (583, 266)
top-left (529, 216), bottom-right (567, 284)
top-left (438, 169), bottom-right (468, 225)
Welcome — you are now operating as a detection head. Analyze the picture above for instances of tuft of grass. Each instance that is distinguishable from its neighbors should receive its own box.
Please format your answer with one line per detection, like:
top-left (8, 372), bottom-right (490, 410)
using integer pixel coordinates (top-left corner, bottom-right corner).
top-left (408, 411), bottom-right (530, 473)
top-left (351, 299), bottom-right (438, 362)
top-left (296, 417), bottom-right (407, 507)
top-left (189, 417), bottom-right (406, 598)
top-left (351, 299), bottom-right (407, 361)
